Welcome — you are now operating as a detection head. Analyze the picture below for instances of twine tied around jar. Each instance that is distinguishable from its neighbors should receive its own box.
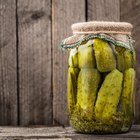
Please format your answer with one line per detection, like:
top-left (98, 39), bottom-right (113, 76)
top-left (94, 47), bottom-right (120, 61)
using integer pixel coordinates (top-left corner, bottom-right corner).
top-left (60, 21), bottom-right (134, 53)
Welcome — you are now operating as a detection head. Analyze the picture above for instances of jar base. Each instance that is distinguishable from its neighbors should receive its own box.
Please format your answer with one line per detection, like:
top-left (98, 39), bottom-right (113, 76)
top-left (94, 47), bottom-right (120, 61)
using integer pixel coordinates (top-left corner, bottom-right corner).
top-left (70, 115), bottom-right (132, 134)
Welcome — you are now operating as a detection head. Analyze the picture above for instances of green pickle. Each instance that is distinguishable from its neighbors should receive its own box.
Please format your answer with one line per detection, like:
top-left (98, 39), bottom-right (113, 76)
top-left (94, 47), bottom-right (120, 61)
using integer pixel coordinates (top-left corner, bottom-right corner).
top-left (115, 46), bottom-right (134, 72)
top-left (67, 67), bottom-right (79, 114)
top-left (95, 69), bottom-right (123, 120)
top-left (78, 40), bottom-right (96, 68)
top-left (67, 38), bottom-right (135, 134)
top-left (76, 69), bottom-right (100, 119)
top-left (115, 46), bottom-right (125, 72)
top-left (120, 68), bottom-right (135, 118)
top-left (68, 48), bottom-right (78, 67)
top-left (94, 39), bottom-right (116, 72)
top-left (124, 50), bottom-right (134, 70)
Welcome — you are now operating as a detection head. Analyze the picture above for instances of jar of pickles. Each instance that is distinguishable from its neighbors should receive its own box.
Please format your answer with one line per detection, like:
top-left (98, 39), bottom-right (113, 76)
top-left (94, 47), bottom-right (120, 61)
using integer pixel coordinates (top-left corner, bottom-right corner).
top-left (60, 21), bottom-right (135, 134)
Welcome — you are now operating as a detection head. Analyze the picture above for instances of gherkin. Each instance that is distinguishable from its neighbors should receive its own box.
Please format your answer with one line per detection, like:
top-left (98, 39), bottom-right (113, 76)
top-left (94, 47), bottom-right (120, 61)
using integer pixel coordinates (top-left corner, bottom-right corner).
top-left (120, 68), bottom-right (135, 117)
top-left (94, 39), bottom-right (116, 72)
top-left (115, 46), bottom-right (134, 72)
top-left (115, 46), bottom-right (125, 72)
top-left (67, 67), bottom-right (79, 114)
top-left (124, 49), bottom-right (134, 70)
top-left (76, 68), bottom-right (100, 119)
top-left (78, 40), bottom-right (96, 68)
top-left (95, 69), bottom-right (123, 120)
top-left (68, 48), bottom-right (78, 68)
top-left (133, 50), bottom-right (136, 68)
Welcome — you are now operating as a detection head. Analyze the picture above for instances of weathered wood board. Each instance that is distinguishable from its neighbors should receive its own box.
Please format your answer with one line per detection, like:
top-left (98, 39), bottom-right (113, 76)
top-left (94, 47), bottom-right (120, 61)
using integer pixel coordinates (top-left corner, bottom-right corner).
top-left (0, 125), bottom-right (139, 140)
top-left (87, 0), bottom-right (120, 21)
top-left (0, 0), bottom-right (17, 125)
top-left (52, 0), bottom-right (85, 125)
top-left (17, 0), bottom-right (52, 125)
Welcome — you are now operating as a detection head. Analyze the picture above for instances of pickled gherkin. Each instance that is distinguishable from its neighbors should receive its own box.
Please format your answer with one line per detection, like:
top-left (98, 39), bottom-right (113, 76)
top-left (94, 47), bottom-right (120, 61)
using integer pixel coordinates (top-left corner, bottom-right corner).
top-left (78, 40), bottom-right (96, 68)
top-left (77, 69), bottom-right (100, 113)
top-left (120, 68), bottom-right (135, 117)
top-left (94, 39), bottom-right (116, 72)
top-left (67, 67), bottom-right (79, 114)
top-left (95, 69), bottom-right (123, 120)
top-left (124, 50), bottom-right (134, 70)
top-left (115, 47), bottom-right (134, 72)
top-left (68, 48), bottom-right (78, 67)
top-left (115, 46), bottom-right (126, 72)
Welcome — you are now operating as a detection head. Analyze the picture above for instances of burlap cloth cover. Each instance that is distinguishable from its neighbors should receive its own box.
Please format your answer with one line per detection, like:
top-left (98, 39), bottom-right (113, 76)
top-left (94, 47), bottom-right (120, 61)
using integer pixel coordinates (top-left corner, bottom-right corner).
top-left (60, 21), bottom-right (134, 51)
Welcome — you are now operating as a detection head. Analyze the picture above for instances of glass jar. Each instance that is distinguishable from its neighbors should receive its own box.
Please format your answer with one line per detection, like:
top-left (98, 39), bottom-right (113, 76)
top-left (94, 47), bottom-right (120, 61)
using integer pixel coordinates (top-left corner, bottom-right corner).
top-left (60, 21), bottom-right (135, 134)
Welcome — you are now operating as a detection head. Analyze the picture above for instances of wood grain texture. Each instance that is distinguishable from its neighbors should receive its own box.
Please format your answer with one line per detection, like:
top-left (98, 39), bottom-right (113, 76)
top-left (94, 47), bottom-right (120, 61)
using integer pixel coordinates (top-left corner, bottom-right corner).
top-left (17, 0), bottom-right (52, 125)
top-left (120, 0), bottom-right (140, 124)
top-left (0, 125), bottom-right (139, 139)
top-left (52, 0), bottom-right (85, 125)
top-left (87, 0), bottom-right (120, 21)
top-left (0, 0), bottom-right (17, 125)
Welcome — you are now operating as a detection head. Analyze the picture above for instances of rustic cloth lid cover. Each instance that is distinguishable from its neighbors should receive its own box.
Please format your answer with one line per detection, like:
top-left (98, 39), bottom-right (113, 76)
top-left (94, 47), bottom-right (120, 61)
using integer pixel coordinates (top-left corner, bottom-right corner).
top-left (72, 21), bottom-right (132, 34)
top-left (60, 21), bottom-right (133, 50)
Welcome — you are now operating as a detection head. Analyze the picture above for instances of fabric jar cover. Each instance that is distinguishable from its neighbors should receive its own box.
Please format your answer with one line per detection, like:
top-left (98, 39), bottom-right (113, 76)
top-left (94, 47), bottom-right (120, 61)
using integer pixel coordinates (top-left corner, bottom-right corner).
top-left (60, 21), bottom-right (134, 52)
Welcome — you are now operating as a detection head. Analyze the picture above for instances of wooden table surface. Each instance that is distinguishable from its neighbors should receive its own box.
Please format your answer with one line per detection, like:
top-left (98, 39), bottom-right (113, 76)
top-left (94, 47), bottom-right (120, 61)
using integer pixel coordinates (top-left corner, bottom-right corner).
top-left (0, 125), bottom-right (139, 140)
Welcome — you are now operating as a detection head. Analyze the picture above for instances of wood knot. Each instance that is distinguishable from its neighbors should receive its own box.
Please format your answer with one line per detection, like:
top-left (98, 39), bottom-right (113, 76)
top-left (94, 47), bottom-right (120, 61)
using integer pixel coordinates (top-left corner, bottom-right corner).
top-left (31, 11), bottom-right (45, 20)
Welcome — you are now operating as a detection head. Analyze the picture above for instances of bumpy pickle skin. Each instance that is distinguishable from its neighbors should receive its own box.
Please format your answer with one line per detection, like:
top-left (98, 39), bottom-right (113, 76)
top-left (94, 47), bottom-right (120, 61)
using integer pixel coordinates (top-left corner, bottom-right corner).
top-left (67, 67), bottom-right (79, 114)
top-left (124, 49), bottom-right (134, 70)
top-left (120, 68), bottom-right (135, 117)
top-left (115, 46), bottom-right (134, 72)
top-left (78, 40), bottom-right (96, 68)
top-left (76, 69), bottom-right (100, 119)
top-left (115, 46), bottom-right (126, 72)
top-left (93, 39), bottom-right (116, 72)
top-left (95, 69), bottom-right (123, 120)
top-left (68, 48), bottom-right (78, 68)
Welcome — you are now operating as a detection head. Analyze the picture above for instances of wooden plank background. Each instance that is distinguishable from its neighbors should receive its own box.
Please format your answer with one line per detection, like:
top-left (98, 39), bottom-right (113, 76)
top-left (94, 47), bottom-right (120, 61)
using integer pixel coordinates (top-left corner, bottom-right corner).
top-left (0, 0), bottom-right (17, 125)
top-left (52, 0), bottom-right (85, 125)
top-left (0, 0), bottom-right (139, 126)
top-left (17, 0), bottom-right (52, 126)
